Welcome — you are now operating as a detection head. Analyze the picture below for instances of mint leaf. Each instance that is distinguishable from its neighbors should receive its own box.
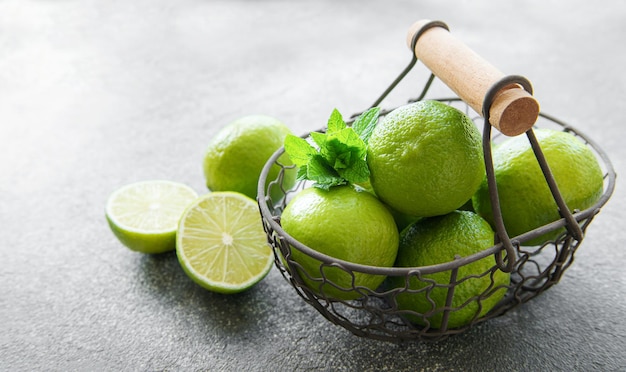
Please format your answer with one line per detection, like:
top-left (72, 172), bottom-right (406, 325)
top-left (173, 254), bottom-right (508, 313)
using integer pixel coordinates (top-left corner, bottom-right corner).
top-left (310, 131), bottom-right (327, 149)
top-left (296, 165), bottom-right (308, 181)
top-left (321, 135), bottom-right (362, 172)
top-left (337, 157), bottom-right (370, 183)
top-left (352, 107), bottom-right (380, 144)
top-left (307, 154), bottom-right (346, 189)
top-left (282, 107), bottom-right (379, 190)
top-left (284, 134), bottom-right (316, 167)
top-left (332, 127), bottom-right (366, 158)
top-left (320, 137), bottom-right (349, 169)
top-left (327, 109), bottom-right (346, 134)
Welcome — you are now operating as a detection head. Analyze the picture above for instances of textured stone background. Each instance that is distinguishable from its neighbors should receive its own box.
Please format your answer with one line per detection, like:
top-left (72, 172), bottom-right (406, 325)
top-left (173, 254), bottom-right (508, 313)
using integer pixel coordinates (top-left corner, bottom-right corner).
top-left (1, 1), bottom-right (624, 370)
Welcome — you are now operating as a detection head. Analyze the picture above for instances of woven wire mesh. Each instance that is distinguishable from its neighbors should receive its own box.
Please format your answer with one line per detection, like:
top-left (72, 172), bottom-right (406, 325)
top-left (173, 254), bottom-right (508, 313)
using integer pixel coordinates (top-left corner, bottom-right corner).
top-left (257, 66), bottom-right (616, 343)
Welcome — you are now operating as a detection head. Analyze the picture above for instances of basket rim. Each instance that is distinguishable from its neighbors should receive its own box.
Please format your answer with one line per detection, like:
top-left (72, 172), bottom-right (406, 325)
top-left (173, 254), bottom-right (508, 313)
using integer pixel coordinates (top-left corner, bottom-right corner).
top-left (257, 110), bottom-right (616, 276)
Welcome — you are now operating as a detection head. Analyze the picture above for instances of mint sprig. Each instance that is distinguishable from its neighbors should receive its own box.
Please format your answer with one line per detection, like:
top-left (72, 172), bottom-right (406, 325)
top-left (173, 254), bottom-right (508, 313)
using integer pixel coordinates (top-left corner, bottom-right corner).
top-left (284, 107), bottom-right (380, 190)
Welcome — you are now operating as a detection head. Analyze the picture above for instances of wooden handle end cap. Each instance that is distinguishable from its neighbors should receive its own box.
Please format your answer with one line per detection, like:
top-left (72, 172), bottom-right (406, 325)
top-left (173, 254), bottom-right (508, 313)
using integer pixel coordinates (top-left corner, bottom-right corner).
top-left (490, 88), bottom-right (540, 136)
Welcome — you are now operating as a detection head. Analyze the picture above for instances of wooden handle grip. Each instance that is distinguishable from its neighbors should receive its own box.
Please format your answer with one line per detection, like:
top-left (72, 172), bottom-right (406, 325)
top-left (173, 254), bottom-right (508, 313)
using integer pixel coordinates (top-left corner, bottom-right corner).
top-left (407, 20), bottom-right (540, 136)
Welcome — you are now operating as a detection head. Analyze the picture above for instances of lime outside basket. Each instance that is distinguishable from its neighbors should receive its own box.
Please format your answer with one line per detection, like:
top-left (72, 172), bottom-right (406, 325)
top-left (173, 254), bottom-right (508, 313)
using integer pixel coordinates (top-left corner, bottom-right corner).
top-left (256, 20), bottom-right (616, 342)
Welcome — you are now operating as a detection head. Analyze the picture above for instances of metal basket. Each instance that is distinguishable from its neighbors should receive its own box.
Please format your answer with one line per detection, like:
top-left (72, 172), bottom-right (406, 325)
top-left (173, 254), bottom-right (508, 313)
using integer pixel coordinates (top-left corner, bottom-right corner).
top-left (256, 21), bottom-right (616, 342)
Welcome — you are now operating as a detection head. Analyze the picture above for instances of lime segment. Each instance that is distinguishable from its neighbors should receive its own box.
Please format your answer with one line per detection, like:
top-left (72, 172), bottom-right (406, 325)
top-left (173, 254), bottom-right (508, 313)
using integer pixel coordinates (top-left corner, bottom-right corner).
top-left (105, 180), bottom-right (199, 254)
top-left (176, 191), bottom-right (273, 294)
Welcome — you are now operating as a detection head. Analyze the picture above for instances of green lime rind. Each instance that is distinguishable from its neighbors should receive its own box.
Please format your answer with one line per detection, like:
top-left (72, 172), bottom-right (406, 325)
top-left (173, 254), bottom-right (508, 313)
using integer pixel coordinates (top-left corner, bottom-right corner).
top-left (106, 216), bottom-right (177, 254)
top-left (280, 185), bottom-right (399, 300)
top-left (367, 100), bottom-right (484, 218)
top-left (472, 128), bottom-right (604, 246)
top-left (202, 115), bottom-right (297, 200)
top-left (389, 210), bottom-right (510, 329)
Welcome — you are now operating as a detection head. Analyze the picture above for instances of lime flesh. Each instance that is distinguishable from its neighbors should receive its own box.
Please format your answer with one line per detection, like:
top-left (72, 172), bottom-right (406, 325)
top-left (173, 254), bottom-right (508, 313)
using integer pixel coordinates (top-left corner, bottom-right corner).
top-left (176, 191), bottom-right (273, 294)
top-left (105, 180), bottom-right (198, 254)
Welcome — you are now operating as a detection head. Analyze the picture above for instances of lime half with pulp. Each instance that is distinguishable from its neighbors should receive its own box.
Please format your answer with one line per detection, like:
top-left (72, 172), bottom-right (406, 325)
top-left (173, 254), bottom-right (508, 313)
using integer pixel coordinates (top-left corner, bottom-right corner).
top-left (105, 180), bottom-right (198, 254)
top-left (176, 191), bottom-right (273, 294)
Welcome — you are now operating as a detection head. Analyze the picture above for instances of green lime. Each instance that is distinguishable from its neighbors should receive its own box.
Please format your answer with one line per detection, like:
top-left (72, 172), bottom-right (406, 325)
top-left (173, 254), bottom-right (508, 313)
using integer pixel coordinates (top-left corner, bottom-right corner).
top-left (390, 210), bottom-right (510, 329)
top-left (280, 185), bottom-right (399, 300)
top-left (105, 180), bottom-right (198, 254)
top-left (202, 115), bottom-right (296, 200)
top-left (367, 100), bottom-right (485, 217)
top-left (176, 191), bottom-right (273, 294)
top-left (354, 182), bottom-right (419, 233)
top-left (472, 128), bottom-right (604, 246)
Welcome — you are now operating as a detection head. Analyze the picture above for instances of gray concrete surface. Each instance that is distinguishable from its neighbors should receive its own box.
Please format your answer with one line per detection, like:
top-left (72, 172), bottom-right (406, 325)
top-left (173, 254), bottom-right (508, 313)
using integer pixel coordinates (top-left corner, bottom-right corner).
top-left (1, 0), bottom-right (624, 371)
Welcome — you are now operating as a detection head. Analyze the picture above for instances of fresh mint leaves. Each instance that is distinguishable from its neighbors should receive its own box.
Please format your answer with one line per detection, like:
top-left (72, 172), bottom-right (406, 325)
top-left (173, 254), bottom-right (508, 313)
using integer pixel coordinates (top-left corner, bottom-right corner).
top-left (283, 107), bottom-right (380, 190)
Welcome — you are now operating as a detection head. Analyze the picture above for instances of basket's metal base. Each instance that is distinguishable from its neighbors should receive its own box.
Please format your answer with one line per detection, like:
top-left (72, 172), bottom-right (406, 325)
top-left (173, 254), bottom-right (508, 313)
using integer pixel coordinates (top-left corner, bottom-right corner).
top-left (261, 188), bottom-right (601, 342)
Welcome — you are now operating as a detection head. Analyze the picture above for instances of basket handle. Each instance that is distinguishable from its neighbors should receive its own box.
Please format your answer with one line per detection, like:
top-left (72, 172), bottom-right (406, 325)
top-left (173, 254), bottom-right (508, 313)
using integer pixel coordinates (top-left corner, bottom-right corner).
top-left (407, 20), bottom-right (540, 136)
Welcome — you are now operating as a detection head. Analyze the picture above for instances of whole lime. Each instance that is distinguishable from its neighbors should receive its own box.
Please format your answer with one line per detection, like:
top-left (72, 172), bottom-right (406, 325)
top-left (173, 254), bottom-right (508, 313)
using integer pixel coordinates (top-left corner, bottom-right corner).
top-left (367, 100), bottom-right (485, 217)
top-left (280, 185), bottom-right (399, 300)
top-left (389, 210), bottom-right (510, 329)
top-left (203, 115), bottom-right (296, 200)
top-left (472, 128), bottom-right (604, 246)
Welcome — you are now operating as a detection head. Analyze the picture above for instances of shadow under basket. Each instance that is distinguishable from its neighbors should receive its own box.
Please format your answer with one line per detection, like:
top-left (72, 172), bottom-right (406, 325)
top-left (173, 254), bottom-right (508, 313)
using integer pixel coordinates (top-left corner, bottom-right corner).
top-left (256, 29), bottom-right (616, 344)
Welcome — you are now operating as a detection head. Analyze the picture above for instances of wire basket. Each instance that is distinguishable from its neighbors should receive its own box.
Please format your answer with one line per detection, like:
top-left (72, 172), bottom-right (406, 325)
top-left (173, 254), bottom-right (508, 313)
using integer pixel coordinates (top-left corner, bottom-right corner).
top-left (256, 21), bottom-right (616, 342)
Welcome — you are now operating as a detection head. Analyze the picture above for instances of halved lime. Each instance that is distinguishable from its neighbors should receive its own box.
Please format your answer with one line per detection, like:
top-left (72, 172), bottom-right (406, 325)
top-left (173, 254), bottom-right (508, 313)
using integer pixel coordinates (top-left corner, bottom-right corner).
top-left (176, 191), bottom-right (273, 294)
top-left (105, 180), bottom-right (198, 254)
